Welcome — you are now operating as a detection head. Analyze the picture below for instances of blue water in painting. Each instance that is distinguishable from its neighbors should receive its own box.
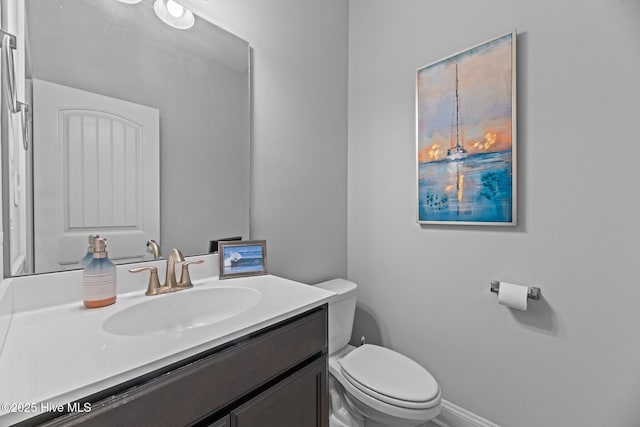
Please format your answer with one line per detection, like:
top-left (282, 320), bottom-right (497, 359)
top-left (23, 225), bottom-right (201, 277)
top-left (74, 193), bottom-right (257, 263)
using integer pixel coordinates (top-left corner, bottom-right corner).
top-left (223, 245), bottom-right (264, 273)
top-left (418, 151), bottom-right (512, 223)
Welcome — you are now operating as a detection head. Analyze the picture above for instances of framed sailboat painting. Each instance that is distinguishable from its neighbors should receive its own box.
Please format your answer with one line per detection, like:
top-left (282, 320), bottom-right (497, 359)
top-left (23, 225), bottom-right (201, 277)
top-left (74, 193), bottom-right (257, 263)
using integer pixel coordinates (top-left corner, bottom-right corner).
top-left (416, 31), bottom-right (516, 225)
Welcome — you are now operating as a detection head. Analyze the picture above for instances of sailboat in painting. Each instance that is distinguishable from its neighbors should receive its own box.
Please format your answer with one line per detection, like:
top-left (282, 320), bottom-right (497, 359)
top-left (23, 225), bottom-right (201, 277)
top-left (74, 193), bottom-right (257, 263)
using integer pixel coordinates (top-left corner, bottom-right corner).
top-left (447, 64), bottom-right (468, 161)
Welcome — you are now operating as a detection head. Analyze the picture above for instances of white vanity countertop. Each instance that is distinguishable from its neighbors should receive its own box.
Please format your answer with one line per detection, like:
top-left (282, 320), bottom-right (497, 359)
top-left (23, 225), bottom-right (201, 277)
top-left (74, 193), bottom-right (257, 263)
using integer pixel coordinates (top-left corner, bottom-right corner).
top-left (0, 274), bottom-right (335, 425)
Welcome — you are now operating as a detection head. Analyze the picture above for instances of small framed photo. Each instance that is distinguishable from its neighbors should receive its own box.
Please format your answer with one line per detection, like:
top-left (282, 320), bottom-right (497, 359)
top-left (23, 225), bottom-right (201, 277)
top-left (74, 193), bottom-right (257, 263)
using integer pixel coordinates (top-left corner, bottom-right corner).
top-left (218, 240), bottom-right (267, 279)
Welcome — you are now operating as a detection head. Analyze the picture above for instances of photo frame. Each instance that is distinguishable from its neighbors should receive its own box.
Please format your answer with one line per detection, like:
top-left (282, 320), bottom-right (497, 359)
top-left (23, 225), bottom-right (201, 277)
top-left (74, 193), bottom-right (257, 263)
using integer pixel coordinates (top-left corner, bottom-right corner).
top-left (218, 240), bottom-right (267, 279)
top-left (416, 31), bottom-right (516, 225)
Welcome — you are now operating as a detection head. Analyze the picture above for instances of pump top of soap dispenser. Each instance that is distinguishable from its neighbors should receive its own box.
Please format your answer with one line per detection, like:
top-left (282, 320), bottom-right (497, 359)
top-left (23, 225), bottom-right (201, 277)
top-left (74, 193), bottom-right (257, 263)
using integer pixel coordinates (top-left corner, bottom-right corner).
top-left (93, 238), bottom-right (108, 259)
top-left (80, 234), bottom-right (100, 266)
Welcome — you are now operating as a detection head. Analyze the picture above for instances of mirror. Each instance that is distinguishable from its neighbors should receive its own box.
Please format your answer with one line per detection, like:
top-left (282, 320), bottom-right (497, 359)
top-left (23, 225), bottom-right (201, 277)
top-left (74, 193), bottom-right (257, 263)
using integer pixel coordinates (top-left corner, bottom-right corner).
top-left (1, 0), bottom-right (250, 276)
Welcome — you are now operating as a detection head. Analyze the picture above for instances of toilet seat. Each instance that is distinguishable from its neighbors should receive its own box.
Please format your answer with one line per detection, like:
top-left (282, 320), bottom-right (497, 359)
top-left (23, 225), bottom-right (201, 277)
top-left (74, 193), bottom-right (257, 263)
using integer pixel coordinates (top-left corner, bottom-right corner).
top-left (340, 344), bottom-right (440, 410)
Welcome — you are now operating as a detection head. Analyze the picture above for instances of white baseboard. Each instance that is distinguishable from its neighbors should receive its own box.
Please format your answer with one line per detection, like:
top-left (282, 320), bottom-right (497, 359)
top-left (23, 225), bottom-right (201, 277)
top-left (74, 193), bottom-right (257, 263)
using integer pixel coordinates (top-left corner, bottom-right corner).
top-left (430, 399), bottom-right (500, 427)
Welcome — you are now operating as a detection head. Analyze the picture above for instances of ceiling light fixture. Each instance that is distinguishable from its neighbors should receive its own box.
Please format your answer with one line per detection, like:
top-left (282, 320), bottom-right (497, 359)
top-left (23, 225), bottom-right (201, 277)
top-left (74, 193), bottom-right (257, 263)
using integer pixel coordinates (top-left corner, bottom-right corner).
top-left (116, 0), bottom-right (142, 4)
top-left (153, 0), bottom-right (195, 30)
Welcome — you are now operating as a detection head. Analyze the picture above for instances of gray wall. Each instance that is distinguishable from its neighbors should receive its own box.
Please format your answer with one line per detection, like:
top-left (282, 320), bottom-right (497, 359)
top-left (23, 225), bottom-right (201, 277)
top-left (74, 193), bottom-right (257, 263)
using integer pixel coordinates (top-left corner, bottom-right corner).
top-left (348, 0), bottom-right (640, 426)
top-left (185, 0), bottom-right (349, 283)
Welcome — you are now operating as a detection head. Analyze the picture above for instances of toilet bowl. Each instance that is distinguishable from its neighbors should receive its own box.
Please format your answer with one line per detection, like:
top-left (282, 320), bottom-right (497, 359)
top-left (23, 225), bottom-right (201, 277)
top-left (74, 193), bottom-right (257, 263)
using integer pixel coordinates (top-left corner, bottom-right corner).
top-left (316, 279), bottom-right (441, 427)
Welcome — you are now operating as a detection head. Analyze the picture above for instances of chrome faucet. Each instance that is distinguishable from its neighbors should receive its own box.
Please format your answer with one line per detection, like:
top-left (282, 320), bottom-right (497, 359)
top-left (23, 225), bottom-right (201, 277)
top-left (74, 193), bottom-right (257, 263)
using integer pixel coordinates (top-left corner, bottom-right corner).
top-left (165, 248), bottom-right (185, 289)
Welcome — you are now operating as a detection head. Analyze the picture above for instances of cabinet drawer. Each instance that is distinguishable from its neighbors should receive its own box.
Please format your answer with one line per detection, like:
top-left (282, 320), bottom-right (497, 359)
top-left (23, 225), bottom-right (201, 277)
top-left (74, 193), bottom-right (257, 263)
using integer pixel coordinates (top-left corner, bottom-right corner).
top-left (39, 306), bottom-right (327, 427)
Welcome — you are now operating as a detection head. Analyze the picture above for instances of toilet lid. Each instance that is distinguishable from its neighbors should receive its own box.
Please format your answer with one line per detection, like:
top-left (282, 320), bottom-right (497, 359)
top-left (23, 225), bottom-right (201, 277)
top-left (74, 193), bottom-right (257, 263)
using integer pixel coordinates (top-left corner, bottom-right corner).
top-left (340, 344), bottom-right (439, 406)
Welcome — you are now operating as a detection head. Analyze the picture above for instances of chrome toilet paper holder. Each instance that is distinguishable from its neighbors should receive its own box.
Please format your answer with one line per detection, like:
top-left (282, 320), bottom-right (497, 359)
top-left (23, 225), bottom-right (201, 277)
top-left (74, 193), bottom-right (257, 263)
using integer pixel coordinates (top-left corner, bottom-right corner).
top-left (490, 280), bottom-right (541, 300)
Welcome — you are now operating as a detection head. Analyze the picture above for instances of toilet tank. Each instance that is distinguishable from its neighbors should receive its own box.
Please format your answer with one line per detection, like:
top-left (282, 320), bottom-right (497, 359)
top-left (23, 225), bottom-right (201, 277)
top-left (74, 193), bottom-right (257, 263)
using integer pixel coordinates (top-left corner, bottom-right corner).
top-left (315, 279), bottom-right (357, 354)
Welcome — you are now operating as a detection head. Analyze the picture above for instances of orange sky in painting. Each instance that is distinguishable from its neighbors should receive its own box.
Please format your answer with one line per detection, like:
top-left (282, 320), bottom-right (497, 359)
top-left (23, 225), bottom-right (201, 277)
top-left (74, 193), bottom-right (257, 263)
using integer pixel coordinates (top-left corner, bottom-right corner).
top-left (417, 33), bottom-right (513, 163)
top-left (418, 120), bottom-right (512, 163)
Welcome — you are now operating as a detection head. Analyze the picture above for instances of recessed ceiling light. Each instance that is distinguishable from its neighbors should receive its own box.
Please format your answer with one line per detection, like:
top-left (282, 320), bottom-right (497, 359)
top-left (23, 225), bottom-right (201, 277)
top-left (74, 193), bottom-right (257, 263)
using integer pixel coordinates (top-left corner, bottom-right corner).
top-left (116, 0), bottom-right (142, 4)
top-left (153, 0), bottom-right (195, 30)
top-left (167, 0), bottom-right (185, 17)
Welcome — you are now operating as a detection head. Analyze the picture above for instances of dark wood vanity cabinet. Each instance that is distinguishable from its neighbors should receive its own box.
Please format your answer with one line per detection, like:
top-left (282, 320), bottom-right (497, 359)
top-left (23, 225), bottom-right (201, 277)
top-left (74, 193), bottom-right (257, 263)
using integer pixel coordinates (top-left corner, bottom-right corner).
top-left (27, 305), bottom-right (328, 427)
top-left (230, 357), bottom-right (327, 427)
top-left (208, 416), bottom-right (230, 427)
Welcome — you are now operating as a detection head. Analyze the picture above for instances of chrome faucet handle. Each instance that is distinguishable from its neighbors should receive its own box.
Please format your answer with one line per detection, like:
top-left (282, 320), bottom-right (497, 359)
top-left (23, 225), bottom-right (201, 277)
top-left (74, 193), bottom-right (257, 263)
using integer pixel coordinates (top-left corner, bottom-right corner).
top-left (178, 259), bottom-right (204, 288)
top-left (129, 266), bottom-right (163, 296)
top-left (165, 248), bottom-right (185, 288)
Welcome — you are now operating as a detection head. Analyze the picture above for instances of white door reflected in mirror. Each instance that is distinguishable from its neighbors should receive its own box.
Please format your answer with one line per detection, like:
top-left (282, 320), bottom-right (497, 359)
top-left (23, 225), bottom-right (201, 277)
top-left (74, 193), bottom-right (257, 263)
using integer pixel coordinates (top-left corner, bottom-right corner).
top-left (33, 79), bottom-right (160, 273)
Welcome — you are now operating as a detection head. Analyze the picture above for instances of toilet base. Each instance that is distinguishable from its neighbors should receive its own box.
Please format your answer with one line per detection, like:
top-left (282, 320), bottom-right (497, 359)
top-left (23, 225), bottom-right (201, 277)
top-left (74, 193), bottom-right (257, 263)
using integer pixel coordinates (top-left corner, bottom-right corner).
top-left (329, 376), bottom-right (364, 427)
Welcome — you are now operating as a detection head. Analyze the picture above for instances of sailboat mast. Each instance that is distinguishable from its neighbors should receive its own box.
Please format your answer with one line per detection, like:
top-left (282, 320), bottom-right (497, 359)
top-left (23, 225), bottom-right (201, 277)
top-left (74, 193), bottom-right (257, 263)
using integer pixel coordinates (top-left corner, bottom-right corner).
top-left (446, 64), bottom-right (467, 160)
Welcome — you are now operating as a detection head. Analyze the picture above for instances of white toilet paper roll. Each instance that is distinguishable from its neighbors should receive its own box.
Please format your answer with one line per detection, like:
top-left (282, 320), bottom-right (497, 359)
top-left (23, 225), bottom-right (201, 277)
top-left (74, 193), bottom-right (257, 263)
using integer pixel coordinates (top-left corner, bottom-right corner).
top-left (497, 282), bottom-right (528, 311)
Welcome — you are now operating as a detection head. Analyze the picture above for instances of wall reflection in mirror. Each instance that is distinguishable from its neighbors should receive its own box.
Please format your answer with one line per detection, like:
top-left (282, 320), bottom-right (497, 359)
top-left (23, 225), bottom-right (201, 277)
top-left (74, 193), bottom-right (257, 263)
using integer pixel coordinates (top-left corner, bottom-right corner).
top-left (1, 0), bottom-right (251, 276)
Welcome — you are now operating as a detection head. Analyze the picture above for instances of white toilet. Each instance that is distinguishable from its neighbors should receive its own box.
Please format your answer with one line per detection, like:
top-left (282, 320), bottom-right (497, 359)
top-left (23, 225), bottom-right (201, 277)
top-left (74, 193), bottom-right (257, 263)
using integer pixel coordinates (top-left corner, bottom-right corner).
top-left (316, 279), bottom-right (441, 427)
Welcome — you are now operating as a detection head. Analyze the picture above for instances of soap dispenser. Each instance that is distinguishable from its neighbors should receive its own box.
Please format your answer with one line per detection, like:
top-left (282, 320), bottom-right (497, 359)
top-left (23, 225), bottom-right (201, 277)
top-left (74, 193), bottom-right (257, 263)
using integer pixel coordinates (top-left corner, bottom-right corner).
top-left (79, 234), bottom-right (100, 267)
top-left (83, 237), bottom-right (117, 308)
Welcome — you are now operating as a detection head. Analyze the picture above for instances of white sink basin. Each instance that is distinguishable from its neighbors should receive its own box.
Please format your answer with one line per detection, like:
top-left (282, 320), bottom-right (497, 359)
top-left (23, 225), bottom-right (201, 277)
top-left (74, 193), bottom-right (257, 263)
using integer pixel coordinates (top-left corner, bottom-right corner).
top-left (103, 286), bottom-right (262, 336)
